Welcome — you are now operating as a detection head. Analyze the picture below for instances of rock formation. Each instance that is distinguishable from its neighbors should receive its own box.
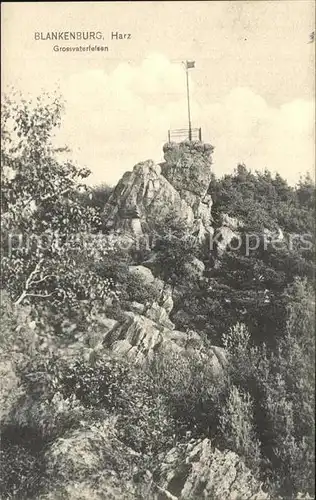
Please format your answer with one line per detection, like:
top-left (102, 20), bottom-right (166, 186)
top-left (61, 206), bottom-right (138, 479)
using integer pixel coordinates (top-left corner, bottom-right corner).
top-left (161, 141), bottom-right (214, 241)
top-left (102, 141), bottom-right (214, 242)
top-left (156, 438), bottom-right (270, 500)
top-left (41, 423), bottom-right (269, 500)
top-left (81, 264), bottom-right (226, 372)
top-left (97, 142), bottom-right (228, 368)
top-left (161, 141), bottom-right (214, 198)
top-left (213, 213), bottom-right (243, 256)
top-left (102, 160), bottom-right (194, 235)
top-left (91, 307), bottom-right (226, 375)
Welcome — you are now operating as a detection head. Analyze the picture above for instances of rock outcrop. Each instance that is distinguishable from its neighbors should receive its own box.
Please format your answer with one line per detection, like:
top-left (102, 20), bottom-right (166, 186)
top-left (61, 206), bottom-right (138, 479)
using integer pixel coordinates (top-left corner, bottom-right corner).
top-left (156, 438), bottom-right (270, 500)
top-left (102, 160), bottom-right (194, 235)
top-left (102, 141), bottom-right (214, 242)
top-left (213, 213), bottom-right (243, 256)
top-left (161, 141), bottom-right (214, 240)
top-left (90, 310), bottom-right (227, 377)
top-left (161, 141), bottom-right (214, 198)
top-left (41, 423), bottom-right (270, 500)
top-left (42, 418), bottom-right (138, 500)
top-left (79, 262), bottom-right (226, 371)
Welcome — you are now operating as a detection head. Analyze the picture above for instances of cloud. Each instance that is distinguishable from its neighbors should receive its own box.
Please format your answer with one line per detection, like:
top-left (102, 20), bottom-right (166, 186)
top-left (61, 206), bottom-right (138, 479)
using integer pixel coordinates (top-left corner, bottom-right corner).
top-left (200, 89), bottom-right (315, 184)
top-left (51, 53), bottom-right (315, 186)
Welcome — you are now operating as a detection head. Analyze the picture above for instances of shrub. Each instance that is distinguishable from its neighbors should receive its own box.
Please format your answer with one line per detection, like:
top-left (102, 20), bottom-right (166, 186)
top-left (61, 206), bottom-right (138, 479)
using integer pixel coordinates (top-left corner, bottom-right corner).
top-left (0, 443), bottom-right (44, 499)
top-left (117, 369), bottom-right (176, 458)
top-left (219, 385), bottom-right (261, 473)
top-left (144, 350), bottom-right (226, 440)
top-left (220, 279), bottom-right (315, 497)
top-left (124, 271), bottom-right (162, 305)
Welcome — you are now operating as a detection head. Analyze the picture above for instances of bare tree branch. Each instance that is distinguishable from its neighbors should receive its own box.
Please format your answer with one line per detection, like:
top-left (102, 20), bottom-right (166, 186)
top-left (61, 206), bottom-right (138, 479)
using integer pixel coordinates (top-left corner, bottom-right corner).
top-left (22, 292), bottom-right (57, 299)
top-left (31, 274), bottom-right (55, 286)
top-left (15, 258), bottom-right (45, 305)
top-left (24, 259), bottom-right (43, 290)
top-left (15, 289), bottom-right (59, 305)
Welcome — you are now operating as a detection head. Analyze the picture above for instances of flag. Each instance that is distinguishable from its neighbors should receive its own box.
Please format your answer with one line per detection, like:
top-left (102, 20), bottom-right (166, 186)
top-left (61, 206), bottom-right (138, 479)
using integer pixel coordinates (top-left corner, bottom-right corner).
top-left (186, 60), bottom-right (195, 69)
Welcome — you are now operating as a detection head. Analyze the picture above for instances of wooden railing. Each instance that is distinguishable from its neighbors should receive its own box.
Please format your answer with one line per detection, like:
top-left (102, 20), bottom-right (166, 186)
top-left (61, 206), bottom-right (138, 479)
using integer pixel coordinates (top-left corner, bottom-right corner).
top-left (168, 128), bottom-right (202, 143)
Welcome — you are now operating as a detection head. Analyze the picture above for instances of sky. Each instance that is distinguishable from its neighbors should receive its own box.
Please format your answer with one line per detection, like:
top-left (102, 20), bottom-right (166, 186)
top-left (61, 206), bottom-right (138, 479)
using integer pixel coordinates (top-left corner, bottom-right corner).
top-left (1, 1), bottom-right (315, 186)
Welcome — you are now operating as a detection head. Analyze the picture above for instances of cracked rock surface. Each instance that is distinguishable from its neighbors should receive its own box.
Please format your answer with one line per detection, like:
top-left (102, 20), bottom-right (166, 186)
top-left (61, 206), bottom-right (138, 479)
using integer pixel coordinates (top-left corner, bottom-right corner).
top-left (157, 438), bottom-right (270, 500)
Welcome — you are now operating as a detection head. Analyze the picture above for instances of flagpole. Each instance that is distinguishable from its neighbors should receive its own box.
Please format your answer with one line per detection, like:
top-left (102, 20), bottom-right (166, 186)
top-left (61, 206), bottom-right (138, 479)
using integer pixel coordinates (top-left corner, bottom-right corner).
top-left (185, 61), bottom-right (192, 141)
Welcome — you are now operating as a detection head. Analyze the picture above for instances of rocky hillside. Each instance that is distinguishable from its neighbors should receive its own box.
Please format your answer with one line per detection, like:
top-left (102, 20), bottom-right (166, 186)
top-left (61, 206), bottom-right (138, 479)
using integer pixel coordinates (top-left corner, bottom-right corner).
top-left (1, 92), bottom-right (314, 500)
top-left (38, 427), bottom-right (270, 500)
top-left (156, 438), bottom-right (269, 500)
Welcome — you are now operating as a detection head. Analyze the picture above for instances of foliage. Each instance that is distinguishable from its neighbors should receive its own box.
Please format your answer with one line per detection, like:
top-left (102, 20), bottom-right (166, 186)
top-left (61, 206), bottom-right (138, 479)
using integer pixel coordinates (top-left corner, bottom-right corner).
top-left (172, 165), bottom-right (315, 344)
top-left (219, 385), bottom-right (261, 472)
top-left (1, 92), bottom-right (92, 233)
top-left (221, 279), bottom-right (315, 497)
top-left (0, 444), bottom-right (44, 499)
top-left (151, 213), bottom-right (201, 287)
top-left (1, 93), bottom-right (116, 319)
top-left (124, 273), bottom-right (161, 304)
top-left (209, 165), bottom-right (315, 233)
top-left (142, 350), bottom-right (226, 443)
top-left (76, 182), bottom-right (114, 231)
top-left (77, 182), bottom-right (113, 211)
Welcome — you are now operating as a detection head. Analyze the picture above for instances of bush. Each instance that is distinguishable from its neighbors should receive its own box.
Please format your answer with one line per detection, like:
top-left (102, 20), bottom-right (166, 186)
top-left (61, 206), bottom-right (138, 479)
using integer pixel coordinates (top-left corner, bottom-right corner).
top-left (77, 182), bottom-right (113, 212)
top-left (143, 350), bottom-right (226, 440)
top-left (0, 443), bottom-right (45, 499)
top-left (124, 271), bottom-right (161, 304)
top-left (219, 385), bottom-right (261, 473)
top-left (220, 280), bottom-right (315, 498)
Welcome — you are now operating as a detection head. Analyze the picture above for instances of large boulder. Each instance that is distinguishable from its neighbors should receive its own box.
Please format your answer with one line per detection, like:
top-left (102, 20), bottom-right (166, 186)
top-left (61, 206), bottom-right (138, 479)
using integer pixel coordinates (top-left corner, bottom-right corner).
top-left (161, 141), bottom-right (214, 198)
top-left (102, 160), bottom-right (194, 235)
top-left (42, 418), bottom-right (138, 500)
top-left (161, 141), bottom-right (214, 242)
top-left (213, 213), bottom-right (243, 256)
top-left (156, 438), bottom-right (270, 500)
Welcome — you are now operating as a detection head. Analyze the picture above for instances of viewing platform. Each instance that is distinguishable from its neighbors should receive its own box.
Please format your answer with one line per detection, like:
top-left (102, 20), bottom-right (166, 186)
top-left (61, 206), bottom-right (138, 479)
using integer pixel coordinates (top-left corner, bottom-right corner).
top-left (167, 127), bottom-right (202, 143)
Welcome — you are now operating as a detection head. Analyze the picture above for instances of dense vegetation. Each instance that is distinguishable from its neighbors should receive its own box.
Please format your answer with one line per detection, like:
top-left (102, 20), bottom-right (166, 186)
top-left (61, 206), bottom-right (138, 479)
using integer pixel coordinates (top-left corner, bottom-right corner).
top-left (0, 93), bottom-right (315, 499)
top-left (172, 165), bottom-right (315, 344)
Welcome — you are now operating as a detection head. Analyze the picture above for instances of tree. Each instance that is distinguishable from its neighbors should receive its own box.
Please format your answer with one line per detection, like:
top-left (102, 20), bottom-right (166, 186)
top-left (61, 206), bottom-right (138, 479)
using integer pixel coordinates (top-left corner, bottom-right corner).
top-left (219, 385), bottom-right (261, 473)
top-left (1, 92), bottom-right (114, 313)
top-left (261, 278), bottom-right (315, 496)
top-left (196, 167), bottom-right (315, 344)
top-left (296, 173), bottom-right (315, 211)
top-left (221, 280), bottom-right (315, 497)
